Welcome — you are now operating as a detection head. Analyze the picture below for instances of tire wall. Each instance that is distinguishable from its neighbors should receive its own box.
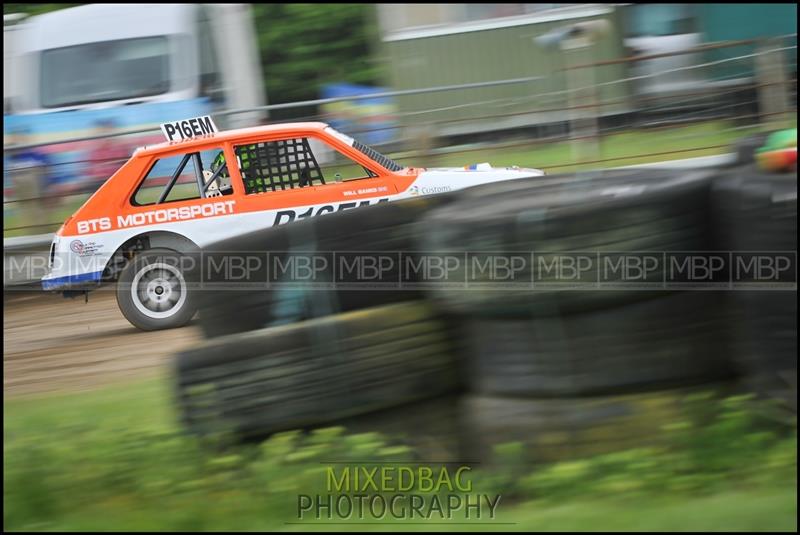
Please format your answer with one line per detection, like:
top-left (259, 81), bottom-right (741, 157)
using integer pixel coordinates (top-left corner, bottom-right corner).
top-left (176, 301), bottom-right (460, 440)
top-left (418, 168), bottom-right (718, 317)
top-left (175, 140), bottom-right (796, 464)
top-left (416, 161), bottom-right (795, 463)
top-left (710, 163), bottom-right (798, 410)
top-left (192, 194), bottom-right (459, 338)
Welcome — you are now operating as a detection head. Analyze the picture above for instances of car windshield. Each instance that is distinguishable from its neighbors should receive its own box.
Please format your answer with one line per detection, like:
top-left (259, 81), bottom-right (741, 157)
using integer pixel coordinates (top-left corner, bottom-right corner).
top-left (324, 126), bottom-right (404, 172)
top-left (40, 36), bottom-right (170, 108)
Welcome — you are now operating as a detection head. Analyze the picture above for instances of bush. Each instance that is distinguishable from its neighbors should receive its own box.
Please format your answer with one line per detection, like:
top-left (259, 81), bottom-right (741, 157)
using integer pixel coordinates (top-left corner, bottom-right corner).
top-left (3, 391), bottom-right (796, 530)
top-left (512, 393), bottom-right (797, 502)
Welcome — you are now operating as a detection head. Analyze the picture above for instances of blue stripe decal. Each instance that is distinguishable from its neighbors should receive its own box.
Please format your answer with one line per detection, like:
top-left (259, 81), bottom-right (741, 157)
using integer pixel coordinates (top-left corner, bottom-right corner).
top-left (41, 270), bottom-right (103, 291)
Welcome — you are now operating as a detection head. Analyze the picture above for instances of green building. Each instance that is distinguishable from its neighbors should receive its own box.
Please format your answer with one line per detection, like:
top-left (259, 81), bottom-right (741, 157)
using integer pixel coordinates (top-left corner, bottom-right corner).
top-left (376, 4), bottom-right (630, 138)
top-left (376, 3), bottom-right (797, 138)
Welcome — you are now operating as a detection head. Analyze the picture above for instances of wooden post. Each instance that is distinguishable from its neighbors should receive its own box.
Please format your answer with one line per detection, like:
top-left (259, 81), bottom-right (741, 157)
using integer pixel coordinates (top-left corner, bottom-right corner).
top-left (755, 37), bottom-right (791, 131)
top-left (563, 38), bottom-right (600, 166)
top-left (407, 124), bottom-right (439, 168)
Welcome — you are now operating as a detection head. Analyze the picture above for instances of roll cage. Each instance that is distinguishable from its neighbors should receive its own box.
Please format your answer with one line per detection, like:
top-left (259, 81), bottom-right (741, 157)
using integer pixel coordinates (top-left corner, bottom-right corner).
top-left (132, 125), bottom-right (403, 204)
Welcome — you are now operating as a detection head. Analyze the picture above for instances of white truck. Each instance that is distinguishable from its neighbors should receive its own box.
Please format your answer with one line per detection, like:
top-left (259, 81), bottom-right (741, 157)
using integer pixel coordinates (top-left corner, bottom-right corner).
top-left (4, 4), bottom-right (267, 190)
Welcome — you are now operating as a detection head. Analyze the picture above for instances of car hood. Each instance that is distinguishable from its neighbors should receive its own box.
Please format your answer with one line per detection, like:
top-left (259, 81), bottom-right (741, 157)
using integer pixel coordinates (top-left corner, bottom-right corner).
top-left (403, 163), bottom-right (545, 196)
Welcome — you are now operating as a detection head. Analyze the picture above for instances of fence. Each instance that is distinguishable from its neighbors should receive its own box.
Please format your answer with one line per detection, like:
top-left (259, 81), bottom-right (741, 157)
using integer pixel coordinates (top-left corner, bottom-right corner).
top-left (3, 36), bottom-right (797, 239)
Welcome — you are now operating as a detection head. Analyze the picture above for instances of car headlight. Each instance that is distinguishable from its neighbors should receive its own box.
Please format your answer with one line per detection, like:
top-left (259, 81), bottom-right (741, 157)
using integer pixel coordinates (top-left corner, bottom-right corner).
top-left (49, 236), bottom-right (59, 269)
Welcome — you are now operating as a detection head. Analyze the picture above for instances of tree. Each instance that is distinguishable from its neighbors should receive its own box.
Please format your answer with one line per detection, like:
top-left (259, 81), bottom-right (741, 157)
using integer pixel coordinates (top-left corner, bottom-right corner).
top-left (252, 4), bottom-right (382, 108)
top-left (3, 4), bottom-right (80, 16)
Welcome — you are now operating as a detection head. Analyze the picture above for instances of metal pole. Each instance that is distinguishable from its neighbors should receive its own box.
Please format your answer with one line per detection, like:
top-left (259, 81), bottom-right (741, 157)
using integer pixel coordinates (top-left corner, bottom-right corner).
top-left (755, 37), bottom-right (791, 131)
top-left (562, 37), bottom-right (600, 166)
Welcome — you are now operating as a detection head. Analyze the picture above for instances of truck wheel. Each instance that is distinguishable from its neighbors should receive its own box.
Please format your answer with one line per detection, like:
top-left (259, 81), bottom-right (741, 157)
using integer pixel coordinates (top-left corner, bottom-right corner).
top-left (116, 248), bottom-right (197, 331)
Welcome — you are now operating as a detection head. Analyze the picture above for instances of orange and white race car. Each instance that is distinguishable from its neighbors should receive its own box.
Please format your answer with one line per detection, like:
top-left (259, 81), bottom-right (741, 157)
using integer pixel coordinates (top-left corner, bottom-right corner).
top-left (42, 116), bottom-right (544, 330)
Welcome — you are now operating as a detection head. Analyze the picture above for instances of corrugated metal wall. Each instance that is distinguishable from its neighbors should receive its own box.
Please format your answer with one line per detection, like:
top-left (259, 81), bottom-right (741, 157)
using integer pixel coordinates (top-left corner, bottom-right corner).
top-left (382, 9), bottom-right (631, 137)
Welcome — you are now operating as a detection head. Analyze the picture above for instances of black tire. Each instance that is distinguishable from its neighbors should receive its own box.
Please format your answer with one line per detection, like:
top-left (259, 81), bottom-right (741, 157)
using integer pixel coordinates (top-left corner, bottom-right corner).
top-left (116, 248), bottom-right (197, 331)
top-left (711, 164), bottom-right (797, 409)
top-left (734, 292), bottom-right (797, 412)
top-left (461, 384), bottom-right (737, 465)
top-left (175, 301), bottom-right (459, 440)
top-left (194, 194), bottom-right (459, 338)
top-left (418, 168), bottom-right (717, 317)
top-left (711, 164), bottom-right (797, 253)
top-left (463, 291), bottom-right (737, 397)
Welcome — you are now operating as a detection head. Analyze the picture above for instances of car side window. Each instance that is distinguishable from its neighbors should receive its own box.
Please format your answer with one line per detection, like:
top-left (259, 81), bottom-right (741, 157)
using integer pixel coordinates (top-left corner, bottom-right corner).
top-left (132, 147), bottom-right (232, 205)
top-left (316, 140), bottom-right (378, 183)
top-left (235, 138), bottom-right (326, 194)
top-left (234, 137), bottom-right (380, 195)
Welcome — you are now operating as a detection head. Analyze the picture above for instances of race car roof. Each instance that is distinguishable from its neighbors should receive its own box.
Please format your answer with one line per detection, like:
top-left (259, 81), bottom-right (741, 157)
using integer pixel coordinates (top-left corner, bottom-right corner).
top-left (135, 122), bottom-right (333, 157)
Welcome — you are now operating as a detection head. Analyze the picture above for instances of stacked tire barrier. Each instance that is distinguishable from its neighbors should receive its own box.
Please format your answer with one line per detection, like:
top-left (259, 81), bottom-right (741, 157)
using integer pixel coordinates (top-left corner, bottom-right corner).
top-left (419, 168), bottom-right (716, 316)
top-left (179, 195), bottom-right (466, 448)
top-left (176, 301), bottom-right (460, 441)
top-left (418, 169), bottom-right (739, 464)
top-left (459, 292), bottom-right (731, 398)
top-left (712, 159), bottom-right (798, 411)
top-left (192, 194), bottom-right (459, 338)
top-left (175, 140), bottom-right (796, 463)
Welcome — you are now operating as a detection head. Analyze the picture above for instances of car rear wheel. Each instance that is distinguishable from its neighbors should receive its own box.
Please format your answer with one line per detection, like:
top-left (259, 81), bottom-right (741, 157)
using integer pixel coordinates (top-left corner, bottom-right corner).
top-left (116, 248), bottom-right (197, 331)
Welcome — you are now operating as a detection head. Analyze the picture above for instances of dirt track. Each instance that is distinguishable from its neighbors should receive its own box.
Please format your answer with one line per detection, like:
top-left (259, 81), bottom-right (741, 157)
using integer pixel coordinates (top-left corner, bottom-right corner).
top-left (3, 291), bottom-right (202, 398)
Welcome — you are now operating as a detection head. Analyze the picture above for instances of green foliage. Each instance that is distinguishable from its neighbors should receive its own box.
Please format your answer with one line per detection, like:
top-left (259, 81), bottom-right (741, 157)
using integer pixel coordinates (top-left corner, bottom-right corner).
top-left (4, 378), bottom-right (797, 530)
top-left (514, 393), bottom-right (797, 502)
top-left (3, 4), bottom-right (80, 16)
top-left (3, 423), bottom-right (405, 530)
top-left (252, 4), bottom-right (382, 108)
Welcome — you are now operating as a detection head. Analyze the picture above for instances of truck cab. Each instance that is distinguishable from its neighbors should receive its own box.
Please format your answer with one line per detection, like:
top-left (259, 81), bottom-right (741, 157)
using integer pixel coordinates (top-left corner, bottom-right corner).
top-left (3, 4), bottom-right (265, 219)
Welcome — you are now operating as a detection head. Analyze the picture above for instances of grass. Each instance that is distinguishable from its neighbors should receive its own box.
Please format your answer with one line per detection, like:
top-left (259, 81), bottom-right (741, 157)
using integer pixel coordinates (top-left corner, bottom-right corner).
top-left (394, 120), bottom-right (762, 173)
top-left (3, 375), bottom-right (175, 434)
top-left (6, 489), bottom-right (797, 531)
top-left (4, 374), bottom-right (797, 531)
top-left (498, 490), bottom-right (797, 532)
top-left (4, 118), bottom-right (798, 530)
top-left (2, 120), bottom-right (767, 238)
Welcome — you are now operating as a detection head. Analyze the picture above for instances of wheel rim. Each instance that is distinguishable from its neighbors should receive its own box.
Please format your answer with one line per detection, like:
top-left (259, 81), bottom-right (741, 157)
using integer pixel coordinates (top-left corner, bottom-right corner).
top-left (131, 261), bottom-right (187, 320)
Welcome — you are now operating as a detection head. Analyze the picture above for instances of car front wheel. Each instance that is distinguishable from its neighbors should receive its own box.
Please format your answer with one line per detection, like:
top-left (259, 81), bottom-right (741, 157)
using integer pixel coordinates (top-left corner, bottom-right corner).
top-left (116, 248), bottom-right (197, 331)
